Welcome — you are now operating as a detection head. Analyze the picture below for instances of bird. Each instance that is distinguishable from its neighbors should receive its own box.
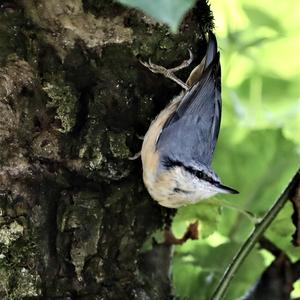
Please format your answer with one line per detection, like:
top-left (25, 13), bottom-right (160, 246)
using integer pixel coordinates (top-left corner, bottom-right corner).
top-left (140, 31), bottom-right (238, 208)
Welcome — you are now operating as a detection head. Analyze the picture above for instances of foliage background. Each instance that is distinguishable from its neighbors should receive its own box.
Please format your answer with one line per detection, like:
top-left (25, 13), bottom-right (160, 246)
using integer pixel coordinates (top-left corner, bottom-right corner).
top-left (116, 0), bottom-right (299, 298)
top-left (170, 0), bottom-right (300, 299)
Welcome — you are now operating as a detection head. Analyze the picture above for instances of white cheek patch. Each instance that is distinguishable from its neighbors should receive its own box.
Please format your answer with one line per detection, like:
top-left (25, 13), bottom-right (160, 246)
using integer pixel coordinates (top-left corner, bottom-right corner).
top-left (192, 180), bottom-right (219, 201)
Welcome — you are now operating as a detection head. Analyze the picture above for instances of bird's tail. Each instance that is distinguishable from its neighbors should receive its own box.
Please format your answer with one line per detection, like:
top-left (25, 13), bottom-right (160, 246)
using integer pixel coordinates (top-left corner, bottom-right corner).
top-left (186, 31), bottom-right (219, 87)
top-left (204, 31), bottom-right (218, 69)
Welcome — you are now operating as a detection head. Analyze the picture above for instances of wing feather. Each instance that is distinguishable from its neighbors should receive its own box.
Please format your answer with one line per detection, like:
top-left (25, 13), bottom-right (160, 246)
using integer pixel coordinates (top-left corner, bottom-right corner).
top-left (156, 32), bottom-right (221, 167)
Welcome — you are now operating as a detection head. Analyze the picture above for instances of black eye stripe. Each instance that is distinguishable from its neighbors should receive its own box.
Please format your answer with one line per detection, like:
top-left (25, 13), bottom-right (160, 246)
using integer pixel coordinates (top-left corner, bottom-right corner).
top-left (163, 157), bottom-right (216, 184)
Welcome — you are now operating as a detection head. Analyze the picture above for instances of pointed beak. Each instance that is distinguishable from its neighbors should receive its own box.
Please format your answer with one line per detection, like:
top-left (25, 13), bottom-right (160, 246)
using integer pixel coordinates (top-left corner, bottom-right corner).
top-left (215, 183), bottom-right (239, 194)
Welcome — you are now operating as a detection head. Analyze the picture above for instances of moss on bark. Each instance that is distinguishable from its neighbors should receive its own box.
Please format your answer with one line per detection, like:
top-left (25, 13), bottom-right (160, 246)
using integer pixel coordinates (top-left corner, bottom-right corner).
top-left (0, 1), bottom-right (214, 299)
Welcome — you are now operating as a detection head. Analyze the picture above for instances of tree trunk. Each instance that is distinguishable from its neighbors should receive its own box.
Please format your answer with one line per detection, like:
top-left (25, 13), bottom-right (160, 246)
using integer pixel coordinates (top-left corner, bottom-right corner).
top-left (0, 1), bottom-right (213, 299)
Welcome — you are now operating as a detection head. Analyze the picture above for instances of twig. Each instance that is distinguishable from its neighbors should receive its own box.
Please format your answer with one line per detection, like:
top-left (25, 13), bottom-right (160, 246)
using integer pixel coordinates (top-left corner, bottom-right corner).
top-left (211, 198), bottom-right (258, 224)
top-left (210, 168), bottom-right (300, 300)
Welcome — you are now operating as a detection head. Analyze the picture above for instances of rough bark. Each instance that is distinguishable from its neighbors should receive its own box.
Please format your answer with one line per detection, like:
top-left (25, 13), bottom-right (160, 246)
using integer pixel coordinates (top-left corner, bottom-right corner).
top-left (0, 1), bottom-right (213, 299)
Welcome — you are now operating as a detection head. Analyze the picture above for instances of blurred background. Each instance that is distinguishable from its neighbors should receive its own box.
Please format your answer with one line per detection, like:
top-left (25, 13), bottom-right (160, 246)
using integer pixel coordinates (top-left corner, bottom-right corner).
top-left (172, 0), bottom-right (300, 299)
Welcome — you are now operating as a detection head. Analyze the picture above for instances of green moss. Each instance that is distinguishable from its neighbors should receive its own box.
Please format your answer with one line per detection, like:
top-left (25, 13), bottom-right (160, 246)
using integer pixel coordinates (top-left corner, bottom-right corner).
top-left (159, 36), bottom-right (175, 50)
top-left (0, 221), bottom-right (23, 246)
top-left (31, 129), bottom-right (61, 161)
top-left (43, 78), bottom-right (78, 133)
top-left (78, 128), bottom-right (106, 172)
top-left (76, 123), bottom-right (133, 180)
top-left (57, 191), bottom-right (103, 279)
top-left (108, 132), bottom-right (130, 159)
top-left (0, 224), bottom-right (41, 299)
top-left (0, 9), bottom-right (26, 64)
top-left (89, 148), bottom-right (105, 171)
top-left (7, 267), bottom-right (41, 299)
top-left (0, 267), bottom-right (41, 299)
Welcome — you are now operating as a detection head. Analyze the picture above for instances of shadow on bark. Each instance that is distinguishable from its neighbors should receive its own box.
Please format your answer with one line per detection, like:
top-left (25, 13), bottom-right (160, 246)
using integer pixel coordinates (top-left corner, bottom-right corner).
top-left (0, 0), bottom-right (213, 299)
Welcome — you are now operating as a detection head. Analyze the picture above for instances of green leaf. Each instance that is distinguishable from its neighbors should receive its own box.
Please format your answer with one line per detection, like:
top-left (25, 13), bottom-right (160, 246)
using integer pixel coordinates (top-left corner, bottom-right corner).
top-left (170, 0), bottom-right (300, 298)
top-left (243, 5), bottom-right (284, 34)
top-left (265, 202), bottom-right (298, 259)
top-left (173, 242), bottom-right (265, 300)
top-left (224, 246), bottom-right (265, 300)
top-left (173, 200), bottom-right (222, 238)
top-left (173, 256), bottom-right (207, 300)
top-left (214, 130), bottom-right (299, 240)
top-left (116, 0), bottom-right (196, 32)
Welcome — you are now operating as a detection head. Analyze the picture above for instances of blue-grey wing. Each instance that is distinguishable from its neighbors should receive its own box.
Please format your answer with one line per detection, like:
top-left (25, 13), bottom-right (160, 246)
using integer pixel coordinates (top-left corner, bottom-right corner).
top-left (156, 33), bottom-right (221, 167)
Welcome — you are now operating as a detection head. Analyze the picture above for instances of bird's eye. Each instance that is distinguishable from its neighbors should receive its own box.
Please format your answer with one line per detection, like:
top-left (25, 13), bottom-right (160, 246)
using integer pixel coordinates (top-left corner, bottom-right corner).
top-left (197, 171), bottom-right (203, 177)
top-left (194, 170), bottom-right (214, 183)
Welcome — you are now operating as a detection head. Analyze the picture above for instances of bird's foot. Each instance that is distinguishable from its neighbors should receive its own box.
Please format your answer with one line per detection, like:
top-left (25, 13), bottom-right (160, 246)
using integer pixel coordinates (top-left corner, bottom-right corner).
top-left (128, 151), bottom-right (141, 160)
top-left (136, 134), bottom-right (144, 141)
top-left (140, 50), bottom-right (193, 91)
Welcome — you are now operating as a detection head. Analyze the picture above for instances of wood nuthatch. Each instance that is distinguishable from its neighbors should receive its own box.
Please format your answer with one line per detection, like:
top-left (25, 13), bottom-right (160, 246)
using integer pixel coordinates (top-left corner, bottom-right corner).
top-left (141, 32), bottom-right (238, 208)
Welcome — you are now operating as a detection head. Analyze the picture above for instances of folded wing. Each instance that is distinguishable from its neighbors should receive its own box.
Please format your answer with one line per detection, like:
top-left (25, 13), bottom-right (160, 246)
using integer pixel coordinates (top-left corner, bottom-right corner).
top-left (157, 32), bottom-right (221, 167)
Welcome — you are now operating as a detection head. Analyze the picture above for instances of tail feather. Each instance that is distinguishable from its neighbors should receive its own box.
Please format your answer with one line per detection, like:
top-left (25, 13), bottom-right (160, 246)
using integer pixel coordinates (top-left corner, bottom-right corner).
top-left (204, 31), bottom-right (218, 69)
top-left (186, 31), bottom-right (218, 88)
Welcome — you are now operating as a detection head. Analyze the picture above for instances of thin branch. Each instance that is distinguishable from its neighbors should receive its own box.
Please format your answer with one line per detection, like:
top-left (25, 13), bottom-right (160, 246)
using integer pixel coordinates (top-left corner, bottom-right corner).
top-left (211, 198), bottom-right (258, 224)
top-left (210, 168), bottom-right (300, 300)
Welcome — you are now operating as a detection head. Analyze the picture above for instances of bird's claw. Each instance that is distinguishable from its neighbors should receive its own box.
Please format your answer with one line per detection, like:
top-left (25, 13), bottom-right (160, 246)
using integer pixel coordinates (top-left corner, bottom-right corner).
top-left (169, 49), bottom-right (194, 73)
top-left (128, 151), bottom-right (141, 160)
top-left (140, 49), bottom-right (193, 91)
top-left (140, 59), bottom-right (167, 75)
